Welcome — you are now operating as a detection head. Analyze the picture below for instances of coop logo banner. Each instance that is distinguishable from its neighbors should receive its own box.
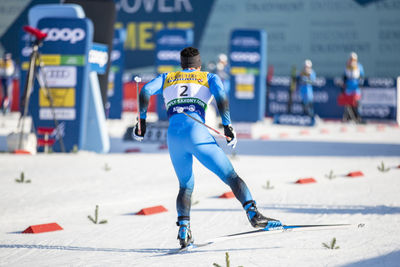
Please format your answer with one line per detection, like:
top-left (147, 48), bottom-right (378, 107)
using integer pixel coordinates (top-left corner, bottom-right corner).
top-left (89, 43), bottom-right (109, 74)
top-left (274, 114), bottom-right (315, 126)
top-left (230, 52), bottom-right (260, 64)
top-left (157, 50), bottom-right (181, 62)
top-left (41, 28), bottom-right (85, 44)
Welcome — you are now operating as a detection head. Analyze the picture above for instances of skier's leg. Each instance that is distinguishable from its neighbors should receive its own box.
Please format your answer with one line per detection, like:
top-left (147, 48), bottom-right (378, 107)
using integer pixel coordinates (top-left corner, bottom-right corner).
top-left (168, 132), bottom-right (195, 248)
top-left (190, 134), bottom-right (253, 205)
top-left (168, 140), bottom-right (194, 221)
top-left (0, 79), bottom-right (7, 112)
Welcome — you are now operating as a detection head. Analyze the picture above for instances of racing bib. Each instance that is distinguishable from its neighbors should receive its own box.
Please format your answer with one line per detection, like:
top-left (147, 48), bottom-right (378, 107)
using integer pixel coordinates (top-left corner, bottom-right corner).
top-left (163, 71), bottom-right (213, 119)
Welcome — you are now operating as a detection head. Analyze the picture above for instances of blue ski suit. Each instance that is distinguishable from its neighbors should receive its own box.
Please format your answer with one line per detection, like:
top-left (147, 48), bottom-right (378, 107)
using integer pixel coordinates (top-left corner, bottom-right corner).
top-left (298, 70), bottom-right (316, 104)
top-left (138, 69), bottom-right (253, 221)
top-left (344, 62), bottom-right (364, 96)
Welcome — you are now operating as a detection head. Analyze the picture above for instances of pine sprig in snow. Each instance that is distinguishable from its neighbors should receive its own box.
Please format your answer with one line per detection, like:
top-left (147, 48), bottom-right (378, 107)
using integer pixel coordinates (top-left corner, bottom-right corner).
top-left (322, 237), bottom-right (340, 249)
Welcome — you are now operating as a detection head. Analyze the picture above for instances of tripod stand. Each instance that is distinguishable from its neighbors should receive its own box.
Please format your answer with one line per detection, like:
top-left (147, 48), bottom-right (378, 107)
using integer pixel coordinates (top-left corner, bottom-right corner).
top-left (18, 26), bottom-right (65, 152)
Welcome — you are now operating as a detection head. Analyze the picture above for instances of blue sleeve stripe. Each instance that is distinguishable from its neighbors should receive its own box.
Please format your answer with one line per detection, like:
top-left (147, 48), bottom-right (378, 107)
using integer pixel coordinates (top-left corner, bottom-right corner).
top-left (207, 73), bottom-right (231, 125)
top-left (139, 73), bottom-right (166, 119)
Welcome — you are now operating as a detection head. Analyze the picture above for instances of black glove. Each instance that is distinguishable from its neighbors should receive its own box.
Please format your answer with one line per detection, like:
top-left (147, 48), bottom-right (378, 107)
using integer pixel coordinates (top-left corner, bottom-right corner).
top-left (223, 124), bottom-right (237, 148)
top-left (133, 119), bottom-right (146, 141)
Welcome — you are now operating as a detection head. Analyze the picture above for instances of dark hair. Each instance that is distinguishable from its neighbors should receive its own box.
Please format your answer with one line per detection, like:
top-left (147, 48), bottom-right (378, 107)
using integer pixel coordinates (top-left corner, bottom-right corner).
top-left (180, 47), bottom-right (199, 58)
top-left (180, 47), bottom-right (201, 69)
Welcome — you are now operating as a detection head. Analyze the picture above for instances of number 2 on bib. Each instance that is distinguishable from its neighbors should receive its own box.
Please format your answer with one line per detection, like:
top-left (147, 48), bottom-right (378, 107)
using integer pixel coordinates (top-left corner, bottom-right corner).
top-left (179, 85), bottom-right (188, 97)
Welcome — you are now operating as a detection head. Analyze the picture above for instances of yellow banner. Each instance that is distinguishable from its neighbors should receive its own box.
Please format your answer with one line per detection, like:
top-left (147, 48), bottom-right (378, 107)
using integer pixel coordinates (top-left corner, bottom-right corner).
top-left (230, 67), bottom-right (247, 75)
top-left (236, 84), bottom-right (254, 92)
top-left (39, 88), bottom-right (75, 107)
top-left (40, 55), bottom-right (61, 66)
top-left (21, 54), bottom-right (61, 70)
top-left (157, 66), bottom-right (175, 73)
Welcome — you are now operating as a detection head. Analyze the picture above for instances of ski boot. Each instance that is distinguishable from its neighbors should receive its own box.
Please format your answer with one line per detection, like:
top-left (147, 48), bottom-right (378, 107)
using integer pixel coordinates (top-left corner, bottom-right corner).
top-left (244, 201), bottom-right (282, 229)
top-left (177, 220), bottom-right (193, 248)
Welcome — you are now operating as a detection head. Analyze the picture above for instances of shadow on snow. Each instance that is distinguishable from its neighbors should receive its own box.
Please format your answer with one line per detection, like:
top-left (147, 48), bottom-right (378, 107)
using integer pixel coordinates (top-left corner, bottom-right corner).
top-left (0, 243), bottom-right (271, 256)
top-left (340, 250), bottom-right (400, 267)
top-left (192, 204), bottom-right (400, 215)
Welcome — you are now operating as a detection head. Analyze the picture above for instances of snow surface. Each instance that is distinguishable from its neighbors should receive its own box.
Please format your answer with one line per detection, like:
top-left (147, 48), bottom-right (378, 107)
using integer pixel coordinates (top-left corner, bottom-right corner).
top-left (1, 112), bottom-right (400, 267)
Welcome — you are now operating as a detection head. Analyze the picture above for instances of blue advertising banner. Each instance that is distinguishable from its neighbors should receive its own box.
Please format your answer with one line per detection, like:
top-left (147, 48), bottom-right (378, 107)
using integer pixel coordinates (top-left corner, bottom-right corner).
top-left (89, 43), bottom-right (108, 74)
top-left (273, 114), bottom-right (315, 126)
top-left (155, 28), bottom-right (193, 120)
top-left (107, 28), bottom-right (126, 119)
top-left (267, 76), bottom-right (398, 121)
top-left (359, 78), bottom-right (398, 120)
top-left (229, 29), bottom-right (267, 122)
top-left (20, 17), bottom-right (93, 152)
top-left (267, 77), bottom-right (344, 119)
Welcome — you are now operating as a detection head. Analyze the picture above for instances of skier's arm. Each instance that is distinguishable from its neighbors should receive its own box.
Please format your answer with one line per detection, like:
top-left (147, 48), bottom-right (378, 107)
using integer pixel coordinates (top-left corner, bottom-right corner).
top-left (310, 71), bottom-right (316, 84)
top-left (138, 74), bottom-right (166, 119)
top-left (358, 64), bottom-right (365, 86)
top-left (208, 73), bottom-right (231, 126)
top-left (133, 74), bottom-right (165, 141)
top-left (208, 73), bottom-right (237, 148)
top-left (342, 72), bottom-right (347, 93)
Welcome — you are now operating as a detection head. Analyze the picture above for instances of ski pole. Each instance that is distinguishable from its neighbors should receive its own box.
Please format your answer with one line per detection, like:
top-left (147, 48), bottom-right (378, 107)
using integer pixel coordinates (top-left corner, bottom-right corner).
top-left (180, 110), bottom-right (232, 141)
top-left (134, 76), bottom-right (142, 135)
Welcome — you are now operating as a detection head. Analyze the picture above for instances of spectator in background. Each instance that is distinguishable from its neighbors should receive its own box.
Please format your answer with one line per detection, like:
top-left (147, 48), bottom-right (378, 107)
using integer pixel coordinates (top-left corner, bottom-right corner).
top-left (207, 54), bottom-right (231, 125)
top-left (0, 53), bottom-right (16, 114)
top-left (288, 65), bottom-right (297, 114)
top-left (298, 59), bottom-right (316, 117)
top-left (343, 52), bottom-right (365, 123)
top-left (216, 53), bottom-right (230, 94)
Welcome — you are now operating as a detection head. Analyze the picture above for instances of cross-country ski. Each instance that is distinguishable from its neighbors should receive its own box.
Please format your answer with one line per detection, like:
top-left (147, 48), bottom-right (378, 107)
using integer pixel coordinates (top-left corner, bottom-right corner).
top-left (166, 223), bottom-right (365, 255)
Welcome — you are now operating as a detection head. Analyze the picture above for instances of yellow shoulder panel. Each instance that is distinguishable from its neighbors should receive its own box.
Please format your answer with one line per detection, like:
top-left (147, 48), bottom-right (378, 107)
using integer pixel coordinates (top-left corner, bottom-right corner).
top-left (163, 71), bottom-right (209, 89)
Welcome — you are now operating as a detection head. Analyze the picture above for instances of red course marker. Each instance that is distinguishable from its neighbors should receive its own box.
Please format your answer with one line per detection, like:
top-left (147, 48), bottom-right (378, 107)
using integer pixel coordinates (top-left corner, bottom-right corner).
top-left (300, 130), bottom-right (310, 135)
top-left (125, 148), bottom-right (141, 153)
top-left (279, 133), bottom-right (289, 138)
top-left (22, 223), bottom-right (63, 234)
top-left (295, 178), bottom-right (317, 184)
top-left (219, 191), bottom-right (235, 198)
top-left (158, 144), bottom-right (168, 150)
top-left (347, 171), bottom-right (364, 177)
top-left (260, 134), bottom-right (270, 140)
top-left (320, 128), bottom-right (329, 134)
top-left (13, 150), bottom-right (32, 155)
top-left (136, 205), bottom-right (168, 215)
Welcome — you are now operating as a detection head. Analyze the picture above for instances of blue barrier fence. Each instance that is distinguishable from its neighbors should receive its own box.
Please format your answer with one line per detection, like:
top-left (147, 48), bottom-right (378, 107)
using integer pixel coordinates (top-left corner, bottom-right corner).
top-left (267, 76), bottom-right (398, 121)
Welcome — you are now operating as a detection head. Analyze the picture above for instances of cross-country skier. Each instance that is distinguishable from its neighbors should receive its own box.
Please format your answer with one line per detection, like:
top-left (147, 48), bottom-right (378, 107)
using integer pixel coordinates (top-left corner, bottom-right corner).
top-left (343, 52), bottom-right (365, 123)
top-left (298, 59), bottom-right (316, 117)
top-left (0, 53), bottom-right (16, 114)
top-left (133, 47), bottom-right (282, 248)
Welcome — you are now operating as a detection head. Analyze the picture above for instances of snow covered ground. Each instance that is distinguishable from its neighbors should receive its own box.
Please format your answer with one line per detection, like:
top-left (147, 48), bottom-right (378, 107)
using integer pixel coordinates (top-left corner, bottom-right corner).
top-left (1, 112), bottom-right (400, 266)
